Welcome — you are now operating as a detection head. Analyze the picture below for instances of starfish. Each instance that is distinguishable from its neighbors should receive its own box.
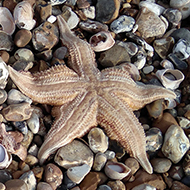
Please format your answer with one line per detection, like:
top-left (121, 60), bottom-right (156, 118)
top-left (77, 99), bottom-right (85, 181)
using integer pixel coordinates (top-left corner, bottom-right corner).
top-left (8, 15), bottom-right (176, 174)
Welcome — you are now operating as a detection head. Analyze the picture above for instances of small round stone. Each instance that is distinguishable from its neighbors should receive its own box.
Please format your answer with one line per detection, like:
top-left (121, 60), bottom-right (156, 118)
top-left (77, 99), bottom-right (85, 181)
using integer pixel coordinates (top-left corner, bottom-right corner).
top-left (37, 182), bottom-right (53, 190)
top-left (0, 170), bottom-right (12, 183)
top-left (5, 179), bottom-right (28, 190)
top-left (143, 65), bottom-right (154, 74)
top-left (14, 29), bottom-right (32, 47)
top-left (124, 157), bottom-right (140, 175)
top-left (107, 180), bottom-right (126, 190)
top-left (0, 50), bottom-right (9, 63)
top-left (93, 152), bottom-right (107, 171)
top-left (151, 158), bottom-right (172, 173)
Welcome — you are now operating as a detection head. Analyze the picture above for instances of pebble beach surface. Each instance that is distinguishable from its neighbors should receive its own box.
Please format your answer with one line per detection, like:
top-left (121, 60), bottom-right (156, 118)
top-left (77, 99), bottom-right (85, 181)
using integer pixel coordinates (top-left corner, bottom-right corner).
top-left (0, 0), bottom-right (190, 189)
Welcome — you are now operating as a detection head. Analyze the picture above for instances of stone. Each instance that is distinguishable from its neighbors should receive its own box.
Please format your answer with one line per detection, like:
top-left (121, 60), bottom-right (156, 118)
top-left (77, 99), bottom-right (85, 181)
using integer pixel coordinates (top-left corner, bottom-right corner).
top-left (32, 21), bottom-right (59, 52)
top-left (93, 152), bottom-right (107, 171)
top-left (132, 184), bottom-right (156, 190)
top-left (104, 150), bottom-right (115, 160)
top-left (171, 181), bottom-right (190, 190)
top-left (146, 127), bottom-right (163, 152)
top-left (98, 43), bottom-right (131, 67)
top-left (125, 169), bottom-right (166, 190)
top-left (0, 89), bottom-right (7, 104)
top-left (110, 15), bottom-right (135, 34)
top-left (162, 124), bottom-right (190, 163)
top-left (37, 182), bottom-right (53, 190)
top-left (27, 112), bottom-right (40, 134)
top-left (96, 0), bottom-right (120, 24)
top-left (0, 31), bottom-right (14, 51)
top-left (25, 154), bottom-right (38, 167)
top-left (163, 8), bottom-right (182, 27)
top-left (168, 165), bottom-right (184, 180)
top-left (0, 169), bottom-right (12, 183)
top-left (82, 6), bottom-right (95, 19)
top-left (21, 130), bottom-right (33, 149)
top-left (153, 37), bottom-right (175, 59)
top-left (177, 116), bottom-right (190, 129)
top-left (54, 139), bottom-right (94, 169)
top-left (97, 185), bottom-right (112, 190)
top-left (28, 143), bottom-right (38, 157)
top-left (173, 39), bottom-right (190, 60)
top-left (170, 28), bottom-right (190, 43)
top-left (19, 170), bottom-right (36, 190)
top-left (62, 171), bottom-right (77, 189)
top-left (0, 182), bottom-right (5, 190)
top-left (12, 121), bottom-right (28, 135)
top-left (79, 172), bottom-right (107, 190)
top-left (14, 48), bottom-right (34, 62)
top-left (14, 29), bottom-right (32, 47)
top-left (88, 128), bottom-right (109, 153)
top-left (183, 150), bottom-right (190, 175)
top-left (143, 65), bottom-right (154, 74)
top-left (5, 179), bottom-right (28, 190)
top-left (44, 163), bottom-right (63, 190)
top-left (124, 158), bottom-right (140, 175)
top-left (53, 47), bottom-right (67, 60)
top-left (152, 112), bottom-right (179, 134)
top-left (32, 167), bottom-right (44, 183)
top-left (160, 59), bottom-right (174, 69)
top-left (50, 0), bottom-right (66, 6)
top-left (107, 180), bottom-right (126, 190)
top-left (12, 60), bottom-right (33, 72)
top-left (136, 8), bottom-right (168, 39)
top-left (0, 50), bottom-right (9, 63)
top-left (2, 102), bottom-right (33, 121)
top-left (67, 164), bottom-right (91, 184)
top-left (0, 58), bottom-right (9, 89)
top-left (151, 158), bottom-right (172, 173)
top-left (77, 0), bottom-right (90, 9)
top-left (79, 20), bottom-right (108, 33)
top-left (132, 46), bottom-right (146, 69)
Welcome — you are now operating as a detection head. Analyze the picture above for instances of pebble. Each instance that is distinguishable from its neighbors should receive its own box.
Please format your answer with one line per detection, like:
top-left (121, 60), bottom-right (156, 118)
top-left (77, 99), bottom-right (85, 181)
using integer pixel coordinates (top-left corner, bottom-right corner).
top-left (55, 139), bottom-right (93, 169)
top-left (96, 0), bottom-right (120, 24)
top-left (77, 0), bottom-right (90, 9)
top-left (170, 28), bottom-right (190, 43)
top-left (19, 170), bottom-right (36, 190)
top-left (53, 46), bottom-right (67, 60)
top-left (160, 59), bottom-right (174, 69)
top-left (107, 180), bottom-right (126, 190)
top-left (0, 58), bottom-right (9, 89)
top-left (50, 0), bottom-right (66, 6)
top-left (67, 164), bottom-right (91, 184)
top-left (151, 158), bottom-right (172, 173)
top-left (25, 154), bottom-right (38, 167)
top-left (146, 127), bottom-right (163, 152)
top-left (27, 112), bottom-right (40, 134)
top-left (21, 130), bottom-right (33, 149)
top-left (79, 20), bottom-right (108, 33)
top-left (14, 48), bottom-right (34, 62)
top-left (124, 158), bottom-right (140, 175)
top-left (98, 43), bottom-right (131, 67)
top-left (32, 21), bottom-right (59, 52)
top-left (162, 124), bottom-right (190, 163)
top-left (133, 47), bottom-right (146, 69)
top-left (132, 184), bottom-right (156, 190)
top-left (136, 8), bottom-right (168, 39)
top-left (0, 183), bottom-right (5, 190)
top-left (0, 50), bottom-right (9, 63)
top-left (153, 37), bottom-right (175, 59)
top-left (79, 172), bottom-right (107, 190)
top-left (110, 15), bottom-right (135, 34)
top-left (37, 182), bottom-right (53, 190)
top-left (88, 128), bottom-right (108, 153)
top-left (0, 169), bottom-right (12, 183)
top-left (97, 185), bottom-right (112, 190)
top-left (0, 89), bottom-right (7, 104)
top-left (104, 150), bottom-right (115, 160)
top-left (2, 102), bottom-right (33, 121)
top-left (5, 179), bottom-right (28, 190)
top-left (44, 163), bottom-right (63, 190)
top-left (82, 6), bottom-right (95, 19)
top-left (163, 8), bottom-right (182, 27)
top-left (12, 121), bottom-right (28, 135)
top-left (89, 31), bottom-right (115, 52)
top-left (171, 181), bottom-right (190, 190)
top-left (28, 143), bottom-right (38, 157)
top-left (177, 116), bottom-right (190, 129)
top-left (14, 29), bottom-right (32, 47)
top-left (93, 152), bottom-right (107, 171)
top-left (104, 161), bottom-right (131, 180)
top-left (32, 166), bottom-right (44, 183)
top-left (47, 15), bottom-right (57, 24)
top-left (142, 65), bottom-right (154, 74)
top-left (62, 172), bottom-right (77, 189)
top-left (168, 165), bottom-right (184, 180)
top-left (183, 150), bottom-right (190, 175)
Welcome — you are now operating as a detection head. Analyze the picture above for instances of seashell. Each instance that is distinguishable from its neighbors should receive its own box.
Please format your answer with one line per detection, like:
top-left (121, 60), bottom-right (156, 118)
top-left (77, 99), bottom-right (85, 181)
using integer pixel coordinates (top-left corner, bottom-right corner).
top-left (0, 7), bottom-right (15, 35)
top-left (104, 161), bottom-right (131, 180)
top-left (0, 57), bottom-right (9, 89)
top-left (0, 144), bottom-right (12, 169)
top-left (160, 60), bottom-right (174, 70)
top-left (156, 69), bottom-right (185, 90)
top-left (170, 0), bottom-right (190, 19)
top-left (13, 1), bottom-right (36, 30)
top-left (89, 31), bottom-right (115, 52)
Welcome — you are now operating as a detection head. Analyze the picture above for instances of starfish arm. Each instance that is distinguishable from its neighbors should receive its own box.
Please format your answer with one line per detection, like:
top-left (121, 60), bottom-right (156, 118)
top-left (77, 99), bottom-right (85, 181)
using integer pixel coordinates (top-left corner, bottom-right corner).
top-left (57, 15), bottom-right (99, 79)
top-left (38, 91), bottom-right (98, 165)
top-left (100, 67), bottom-right (176, 110)
top-left (97, 93), bottom-right (153, 174)
top-left (8, 65), bottom-right (87, 105)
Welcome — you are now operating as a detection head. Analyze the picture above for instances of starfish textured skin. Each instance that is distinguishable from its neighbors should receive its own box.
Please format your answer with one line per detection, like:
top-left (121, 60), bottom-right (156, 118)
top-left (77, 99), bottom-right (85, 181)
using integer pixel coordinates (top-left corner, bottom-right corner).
top-left (8, 15), bottom-right (176, 174)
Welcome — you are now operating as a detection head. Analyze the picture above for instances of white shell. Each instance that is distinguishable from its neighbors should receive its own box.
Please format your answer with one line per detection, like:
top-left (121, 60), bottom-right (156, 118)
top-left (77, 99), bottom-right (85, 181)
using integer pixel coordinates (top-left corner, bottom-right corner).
top-left (0, 57), bottom-right (9, 89)
top-left (160, 60), bottom-right (174, 70)
top-left (0, 7), bottom-right (15, 35)
top-left (0, 144), bottom-right (12, 169)
top-left (104, 161), bottom-right (131, 180)
top-left (89, 31), bottom-right (115, 52)
top-left (13, 1), bottom-right (36, 30)
top-left (156, 69), bottom-right (185, 90)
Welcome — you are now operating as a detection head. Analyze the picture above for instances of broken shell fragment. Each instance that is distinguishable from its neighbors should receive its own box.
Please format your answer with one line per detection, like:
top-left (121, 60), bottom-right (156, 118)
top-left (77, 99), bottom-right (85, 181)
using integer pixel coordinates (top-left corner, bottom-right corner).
top-left (13, 1), bottom-right (36, 30)
top-left (0, 144), bottom-right (12, 169)
top-left (156, 69), bottom-right (185, 90)
top-left (0, 7), bottom-right (15, 35)
top-left (104, 161), bottom-right (131, 180)
top-left (0, 57), bottom-right (9, 89)
top-left (89, 31), bottom-right (115, 52)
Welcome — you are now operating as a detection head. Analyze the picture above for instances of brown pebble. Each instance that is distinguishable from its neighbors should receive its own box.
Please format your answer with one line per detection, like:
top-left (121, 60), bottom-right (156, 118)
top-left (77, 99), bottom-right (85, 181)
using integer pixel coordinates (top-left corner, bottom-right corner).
top-left (14, 29), bottom-right (32, 47)
top-left (32, 167), bottom-right (44, 182)
top-left (5, 179), bottom-right (28, 190)
top-left (37, 182), bottom-right (53, 190)
top-left (171, 181), bottom-right (190, 190)
top-left (124, 157), bottom-right (140, 175)
top-left (0, 50), bottom-right (9, 63)
top-left (107, 180), bottom-right (126, 190)
top-left (184, 110), bottom-right (190, 120)
top-left (12, 170), bottom-right (24, 179)
top-left (2, 0), bottom-right (17, 13)
top-left (44, 163), bottom-right (63, 190)
top-left (79, 172), bottom-right (107, 190)
top-left (25, 154), bottom-right (38, 167)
